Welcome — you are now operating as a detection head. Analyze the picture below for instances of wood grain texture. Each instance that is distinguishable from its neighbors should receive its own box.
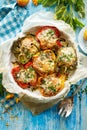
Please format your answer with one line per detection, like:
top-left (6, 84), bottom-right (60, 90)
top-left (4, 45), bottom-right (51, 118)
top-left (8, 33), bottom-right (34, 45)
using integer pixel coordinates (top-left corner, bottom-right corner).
top-left (0, 0), bottom-right (87, 130)
top-left (0, 91), bottom-right (87, 130)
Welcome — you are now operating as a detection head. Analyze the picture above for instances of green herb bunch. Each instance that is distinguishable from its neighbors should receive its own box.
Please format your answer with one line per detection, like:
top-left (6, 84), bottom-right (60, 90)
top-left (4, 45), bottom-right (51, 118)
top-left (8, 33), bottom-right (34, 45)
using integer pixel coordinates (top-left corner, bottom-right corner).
top-left (39, 0), bottom-right (85, 30)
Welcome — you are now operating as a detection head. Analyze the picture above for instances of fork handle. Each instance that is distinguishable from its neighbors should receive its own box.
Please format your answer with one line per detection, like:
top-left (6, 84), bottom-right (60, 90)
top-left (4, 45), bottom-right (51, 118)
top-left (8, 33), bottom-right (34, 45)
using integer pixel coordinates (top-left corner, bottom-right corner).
top-left (72, 78), bottom-right (87, 97)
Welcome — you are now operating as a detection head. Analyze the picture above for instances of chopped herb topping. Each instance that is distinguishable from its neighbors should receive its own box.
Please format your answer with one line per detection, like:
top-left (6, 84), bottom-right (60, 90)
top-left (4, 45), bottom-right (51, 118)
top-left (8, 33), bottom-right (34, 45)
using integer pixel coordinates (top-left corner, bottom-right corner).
top-left (59, 53), bottom-right (74, 62)
top-left (48, 86), bottom-right (56, 92)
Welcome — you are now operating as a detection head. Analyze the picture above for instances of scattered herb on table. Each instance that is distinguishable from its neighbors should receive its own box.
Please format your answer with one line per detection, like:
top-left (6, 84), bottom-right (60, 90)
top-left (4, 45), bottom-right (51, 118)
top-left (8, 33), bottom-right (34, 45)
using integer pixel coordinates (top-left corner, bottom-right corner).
top-left (0, 73), bottom-right (4, 96)
top-left (10, 113), bottom-right (18, 120)
top-left (5, 122), bottom-right (10, 126)
top-left (38, 0), bottom-right (85, 30)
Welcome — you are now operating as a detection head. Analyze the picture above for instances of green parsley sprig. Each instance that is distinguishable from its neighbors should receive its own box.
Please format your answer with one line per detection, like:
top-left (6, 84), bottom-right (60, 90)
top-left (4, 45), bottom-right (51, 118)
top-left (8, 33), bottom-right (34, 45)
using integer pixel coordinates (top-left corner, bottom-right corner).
top-left (39, 0), bottom-right (85, 30)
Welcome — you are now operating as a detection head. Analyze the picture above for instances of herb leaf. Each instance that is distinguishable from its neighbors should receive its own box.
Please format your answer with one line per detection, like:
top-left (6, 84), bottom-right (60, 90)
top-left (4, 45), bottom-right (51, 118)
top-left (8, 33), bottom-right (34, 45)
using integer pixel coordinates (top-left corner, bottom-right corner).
top-left (48, 86), bottom-right (56, 92)
top-left (0, 74), bottom-right (4, 96)
top-left (39, 0), bottom-right (85, 30)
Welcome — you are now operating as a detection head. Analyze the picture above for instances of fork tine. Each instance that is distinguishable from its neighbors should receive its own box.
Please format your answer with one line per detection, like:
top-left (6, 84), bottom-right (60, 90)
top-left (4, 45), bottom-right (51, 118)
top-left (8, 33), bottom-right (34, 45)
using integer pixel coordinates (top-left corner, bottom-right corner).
top-left (58, 106), bottom-right (66, 116)
top-left (63, 111), bottom-right (67, 117)
top-left (58, 104), bottom-right (70, 117)
top-left (58, 107), bottom-right (63, 115)
top-left (61, 110), bottom-right (66, 117)
top-left (65, 109), bottom-right (72, 117)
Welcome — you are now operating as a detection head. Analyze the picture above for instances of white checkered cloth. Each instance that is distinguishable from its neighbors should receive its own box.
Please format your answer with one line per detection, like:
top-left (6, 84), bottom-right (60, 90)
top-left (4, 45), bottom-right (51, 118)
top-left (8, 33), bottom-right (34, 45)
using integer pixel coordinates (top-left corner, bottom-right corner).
top-left (0, 96), bottom-right (18, 113)
top-left (0, 0), bottom-right (29, 43)
top-left (0, 0), bottom-right (50, 43)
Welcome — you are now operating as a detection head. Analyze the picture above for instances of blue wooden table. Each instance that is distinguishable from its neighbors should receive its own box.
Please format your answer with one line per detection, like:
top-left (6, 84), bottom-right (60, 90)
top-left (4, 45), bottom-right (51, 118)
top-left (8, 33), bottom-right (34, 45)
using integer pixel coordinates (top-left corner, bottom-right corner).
top-left (0, 0), bottom-right (87, 130)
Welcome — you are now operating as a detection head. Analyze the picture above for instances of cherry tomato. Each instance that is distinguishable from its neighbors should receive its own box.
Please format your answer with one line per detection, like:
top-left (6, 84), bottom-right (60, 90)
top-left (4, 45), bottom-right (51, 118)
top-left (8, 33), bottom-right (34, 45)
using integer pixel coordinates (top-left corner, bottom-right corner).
top-left (17, 0), bottom-right (29, 7)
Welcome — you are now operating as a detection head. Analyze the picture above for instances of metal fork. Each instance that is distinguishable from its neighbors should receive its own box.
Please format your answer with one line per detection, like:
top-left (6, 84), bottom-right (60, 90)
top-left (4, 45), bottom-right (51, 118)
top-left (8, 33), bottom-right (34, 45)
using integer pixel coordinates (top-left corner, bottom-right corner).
top-left (58, 78), bottom-right (86, 118)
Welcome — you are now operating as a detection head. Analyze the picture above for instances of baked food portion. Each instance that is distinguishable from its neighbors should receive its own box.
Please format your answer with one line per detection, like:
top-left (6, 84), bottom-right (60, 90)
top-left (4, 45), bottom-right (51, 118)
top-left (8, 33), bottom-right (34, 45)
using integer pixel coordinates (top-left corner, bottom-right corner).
top-left (57, 47), bottom-right (77, 67)
top-left (39, 74), bottom-right (66, 96)
top-left (11, 34), bottom-right (40, 64)
top-left (57, 47), bottom-right (77, 75)
top-left (12, 63), bottom-right (37, 89)
top-left (36, 26), bottom-right (60, 49)
top-left (33, 50), bottom-right (56, 75)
